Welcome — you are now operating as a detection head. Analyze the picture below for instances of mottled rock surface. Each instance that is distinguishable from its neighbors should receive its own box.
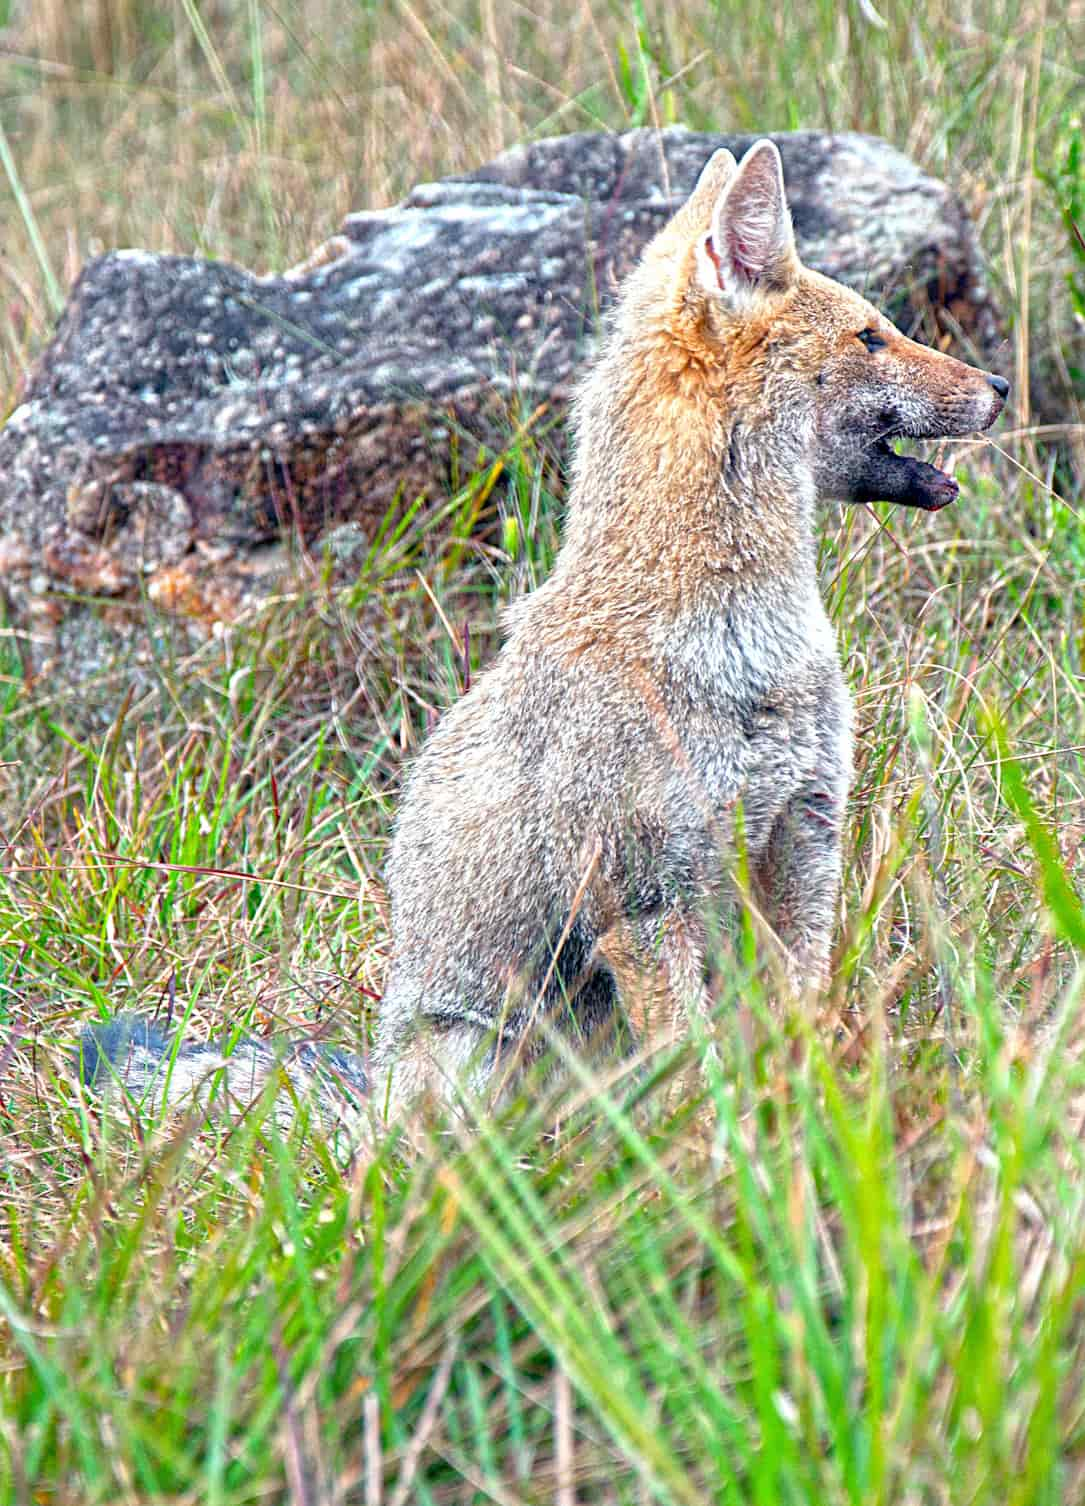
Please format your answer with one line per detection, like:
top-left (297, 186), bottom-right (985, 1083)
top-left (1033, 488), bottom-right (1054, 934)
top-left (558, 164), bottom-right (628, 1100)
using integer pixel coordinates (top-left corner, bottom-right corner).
top-left (0, 126), bottom-right (1003, 678)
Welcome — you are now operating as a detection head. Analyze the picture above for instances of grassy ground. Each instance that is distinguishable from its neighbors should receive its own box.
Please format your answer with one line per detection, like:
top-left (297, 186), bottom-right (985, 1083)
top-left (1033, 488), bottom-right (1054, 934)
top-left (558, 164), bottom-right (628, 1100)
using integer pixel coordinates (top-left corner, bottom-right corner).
top-left (2, 1), bottom-right (1085, 1501)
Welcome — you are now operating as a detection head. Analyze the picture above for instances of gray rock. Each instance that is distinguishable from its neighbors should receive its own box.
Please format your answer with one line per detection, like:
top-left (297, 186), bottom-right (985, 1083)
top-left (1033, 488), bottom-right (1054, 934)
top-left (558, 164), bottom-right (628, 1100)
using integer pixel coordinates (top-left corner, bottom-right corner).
top-left (0, 127), bottom-right (1002, 662)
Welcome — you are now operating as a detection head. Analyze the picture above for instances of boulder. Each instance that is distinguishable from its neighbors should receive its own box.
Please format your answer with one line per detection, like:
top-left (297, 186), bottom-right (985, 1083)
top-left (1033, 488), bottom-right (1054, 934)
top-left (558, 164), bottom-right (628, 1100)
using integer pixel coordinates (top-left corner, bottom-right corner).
top-left (0, 127), bottom-right (1002, 671)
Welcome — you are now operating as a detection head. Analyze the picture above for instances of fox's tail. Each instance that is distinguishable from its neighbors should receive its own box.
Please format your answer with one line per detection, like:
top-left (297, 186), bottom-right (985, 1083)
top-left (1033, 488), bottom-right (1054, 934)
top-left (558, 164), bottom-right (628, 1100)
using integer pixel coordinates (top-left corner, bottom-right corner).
top-left (76, 1012), bottom-right (369, 1138)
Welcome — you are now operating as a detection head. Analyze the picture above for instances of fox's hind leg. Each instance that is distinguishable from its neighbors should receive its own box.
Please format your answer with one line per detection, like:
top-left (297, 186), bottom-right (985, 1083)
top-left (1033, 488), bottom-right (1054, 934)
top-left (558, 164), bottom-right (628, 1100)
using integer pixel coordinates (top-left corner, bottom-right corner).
top-left (370, 1019), bottom-right (498, 1128)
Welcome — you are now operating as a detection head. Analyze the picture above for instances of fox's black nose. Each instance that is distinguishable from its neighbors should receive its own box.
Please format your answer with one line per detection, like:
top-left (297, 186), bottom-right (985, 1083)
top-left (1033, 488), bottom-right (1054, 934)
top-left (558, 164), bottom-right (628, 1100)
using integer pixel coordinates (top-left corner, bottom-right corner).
top-left (987, 373), bottom-right (1010, 398)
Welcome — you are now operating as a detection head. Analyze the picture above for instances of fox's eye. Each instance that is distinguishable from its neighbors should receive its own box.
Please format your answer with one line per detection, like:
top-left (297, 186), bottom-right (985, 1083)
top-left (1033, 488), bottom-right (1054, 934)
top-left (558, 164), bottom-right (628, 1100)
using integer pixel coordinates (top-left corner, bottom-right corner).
top-left (856, 327), bottom-right (887, 352)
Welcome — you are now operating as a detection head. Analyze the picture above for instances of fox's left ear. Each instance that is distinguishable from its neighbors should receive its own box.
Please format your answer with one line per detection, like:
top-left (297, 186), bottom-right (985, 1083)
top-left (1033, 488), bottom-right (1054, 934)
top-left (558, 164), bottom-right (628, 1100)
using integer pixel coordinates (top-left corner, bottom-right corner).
top-left (697, 139), bottom-right (797, 307)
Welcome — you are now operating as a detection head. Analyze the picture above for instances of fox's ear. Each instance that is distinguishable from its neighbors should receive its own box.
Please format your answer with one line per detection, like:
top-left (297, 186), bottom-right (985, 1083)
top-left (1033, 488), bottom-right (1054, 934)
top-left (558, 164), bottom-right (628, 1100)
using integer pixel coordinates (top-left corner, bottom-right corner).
top-left (685, 148), bottom-right (739, 221)
top-left (658, 148), bottom-right (738, 255)
top-left (699, 139), bottom-right (796, 306)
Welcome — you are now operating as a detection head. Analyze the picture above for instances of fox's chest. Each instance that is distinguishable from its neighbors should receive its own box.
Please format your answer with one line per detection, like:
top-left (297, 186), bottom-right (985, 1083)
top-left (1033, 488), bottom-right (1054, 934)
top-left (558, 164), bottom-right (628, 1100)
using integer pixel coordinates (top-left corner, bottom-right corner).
top-left (658, 586), bottom-right (850, 847)
top-left (678, 580), bottom-right (836, 685)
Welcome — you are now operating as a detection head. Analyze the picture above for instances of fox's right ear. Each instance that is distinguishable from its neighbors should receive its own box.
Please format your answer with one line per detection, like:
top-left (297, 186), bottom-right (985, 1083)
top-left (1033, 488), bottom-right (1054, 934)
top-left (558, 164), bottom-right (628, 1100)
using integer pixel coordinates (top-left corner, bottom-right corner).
top-left (696, 139), bottom-right (797, 308)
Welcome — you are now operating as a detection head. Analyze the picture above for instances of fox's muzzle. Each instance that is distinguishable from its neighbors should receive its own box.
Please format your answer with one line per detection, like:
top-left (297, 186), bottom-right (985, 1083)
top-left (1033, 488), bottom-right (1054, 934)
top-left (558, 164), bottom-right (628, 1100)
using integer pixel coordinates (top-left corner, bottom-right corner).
top-left (848, 368), bottom-right (1008, 511)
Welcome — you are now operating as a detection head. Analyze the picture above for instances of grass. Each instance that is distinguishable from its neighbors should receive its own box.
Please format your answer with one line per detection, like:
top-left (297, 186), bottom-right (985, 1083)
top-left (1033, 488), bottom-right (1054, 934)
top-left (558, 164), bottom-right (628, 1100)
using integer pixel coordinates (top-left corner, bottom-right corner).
top-left (2, 0), bottom-right (1085, 1500)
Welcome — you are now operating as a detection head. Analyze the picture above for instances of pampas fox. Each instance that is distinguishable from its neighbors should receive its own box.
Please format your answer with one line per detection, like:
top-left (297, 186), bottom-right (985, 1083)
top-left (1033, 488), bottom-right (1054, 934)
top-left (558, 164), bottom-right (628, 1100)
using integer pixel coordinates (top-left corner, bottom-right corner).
top-left (81, 139), bottom-right (1007, 1132)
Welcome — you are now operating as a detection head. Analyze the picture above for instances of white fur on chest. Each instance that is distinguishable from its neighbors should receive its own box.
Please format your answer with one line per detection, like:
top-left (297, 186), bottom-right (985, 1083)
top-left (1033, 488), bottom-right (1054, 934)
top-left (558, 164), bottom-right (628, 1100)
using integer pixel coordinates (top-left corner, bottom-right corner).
top-left (650, 573), bottom-right (848, 849)
top-left (656, 573), bottom-right (838, 705)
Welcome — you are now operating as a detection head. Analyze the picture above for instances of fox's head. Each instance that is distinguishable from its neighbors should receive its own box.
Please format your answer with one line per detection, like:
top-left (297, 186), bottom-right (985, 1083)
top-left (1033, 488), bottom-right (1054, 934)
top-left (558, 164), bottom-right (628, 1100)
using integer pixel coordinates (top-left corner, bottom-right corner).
top-left (623, 139), bottom-right (1007, 513)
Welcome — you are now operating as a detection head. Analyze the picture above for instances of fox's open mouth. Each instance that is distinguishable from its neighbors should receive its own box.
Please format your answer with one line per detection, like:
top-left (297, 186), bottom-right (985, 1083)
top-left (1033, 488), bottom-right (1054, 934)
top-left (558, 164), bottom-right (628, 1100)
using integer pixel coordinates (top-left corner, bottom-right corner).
top-left (852, 436), bottom-right (959, 512)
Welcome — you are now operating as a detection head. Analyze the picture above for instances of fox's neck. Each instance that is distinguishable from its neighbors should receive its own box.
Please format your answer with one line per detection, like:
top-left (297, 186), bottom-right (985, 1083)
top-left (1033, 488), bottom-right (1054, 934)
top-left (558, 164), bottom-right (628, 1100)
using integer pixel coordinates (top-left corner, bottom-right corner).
top-left (555, 344), bottom-right (818, 625)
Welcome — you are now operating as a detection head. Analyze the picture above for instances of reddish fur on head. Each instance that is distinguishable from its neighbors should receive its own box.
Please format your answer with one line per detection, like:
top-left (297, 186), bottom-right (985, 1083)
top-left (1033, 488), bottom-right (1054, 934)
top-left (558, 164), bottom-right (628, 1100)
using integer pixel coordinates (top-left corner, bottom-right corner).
top-left (592, 139), bottom-right (1007, 523)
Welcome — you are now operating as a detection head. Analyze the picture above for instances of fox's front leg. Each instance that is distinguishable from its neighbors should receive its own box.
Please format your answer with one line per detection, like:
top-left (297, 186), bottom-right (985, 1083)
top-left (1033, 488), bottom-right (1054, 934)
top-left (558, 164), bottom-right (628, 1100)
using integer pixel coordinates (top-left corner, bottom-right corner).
top-left (750, 782), bottom-right (845, 996)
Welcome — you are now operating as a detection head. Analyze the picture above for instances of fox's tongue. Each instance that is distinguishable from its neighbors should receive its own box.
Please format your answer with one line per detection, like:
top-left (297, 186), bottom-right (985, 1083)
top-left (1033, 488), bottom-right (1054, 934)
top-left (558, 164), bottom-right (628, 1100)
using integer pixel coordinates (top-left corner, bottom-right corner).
top-left (852, 445), bottom-right (959, 512)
